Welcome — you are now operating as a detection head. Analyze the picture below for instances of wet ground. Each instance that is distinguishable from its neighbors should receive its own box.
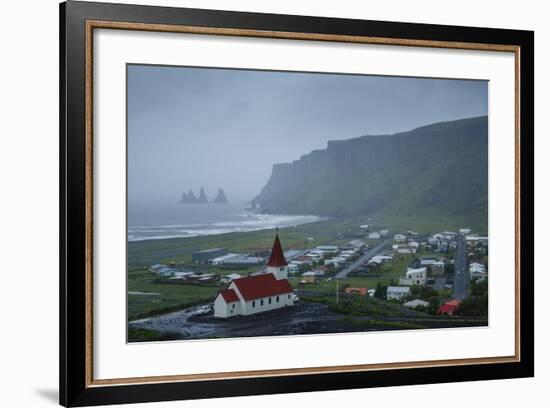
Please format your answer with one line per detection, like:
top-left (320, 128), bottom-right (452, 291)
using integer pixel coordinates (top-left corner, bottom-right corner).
top-left (128, 301), bottom-right (487, 341)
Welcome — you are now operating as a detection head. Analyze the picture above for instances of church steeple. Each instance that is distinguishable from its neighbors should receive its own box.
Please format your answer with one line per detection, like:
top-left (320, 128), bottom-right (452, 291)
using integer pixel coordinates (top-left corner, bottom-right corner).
top-left (267, 228), bottom-right (288, 267)
top-left (267, 229), bottom-right (288, 280)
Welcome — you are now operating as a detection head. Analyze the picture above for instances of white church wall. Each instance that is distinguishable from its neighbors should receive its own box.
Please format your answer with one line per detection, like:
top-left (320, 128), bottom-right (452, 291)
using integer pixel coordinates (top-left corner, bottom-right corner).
top-left (242, 293), bottom-right (293, 316)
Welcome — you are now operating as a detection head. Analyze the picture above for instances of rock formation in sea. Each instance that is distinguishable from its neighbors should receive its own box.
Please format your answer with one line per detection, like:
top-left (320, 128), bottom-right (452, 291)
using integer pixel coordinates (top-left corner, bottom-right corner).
top-left (179, 189), bottom-right (198, 204)
top-left (213, 188), bottom-right (228, 204)
top-left (198, 187), bottom-right (208, 203)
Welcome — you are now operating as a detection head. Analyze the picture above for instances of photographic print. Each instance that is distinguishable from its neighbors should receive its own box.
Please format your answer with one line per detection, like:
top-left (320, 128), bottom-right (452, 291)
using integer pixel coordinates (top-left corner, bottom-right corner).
top-left (126, 64), bottom-right (489, 343)
top-left (60, 4), bottom-right (533, 404)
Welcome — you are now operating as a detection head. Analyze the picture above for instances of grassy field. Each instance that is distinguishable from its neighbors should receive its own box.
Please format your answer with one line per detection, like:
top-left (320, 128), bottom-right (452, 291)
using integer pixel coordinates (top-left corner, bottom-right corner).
top-left (128, 267), bottom-right (220, 321)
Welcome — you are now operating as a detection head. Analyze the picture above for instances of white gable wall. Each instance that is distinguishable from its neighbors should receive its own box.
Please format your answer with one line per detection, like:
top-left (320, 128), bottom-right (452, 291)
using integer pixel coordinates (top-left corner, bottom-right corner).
top-left (214, 295), bottom-right (241, 318)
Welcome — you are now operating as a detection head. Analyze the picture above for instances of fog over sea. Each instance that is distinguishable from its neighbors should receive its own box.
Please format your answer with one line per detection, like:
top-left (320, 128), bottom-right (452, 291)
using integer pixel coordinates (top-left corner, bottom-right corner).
top-left (128, 202), bottom-right (322, 242)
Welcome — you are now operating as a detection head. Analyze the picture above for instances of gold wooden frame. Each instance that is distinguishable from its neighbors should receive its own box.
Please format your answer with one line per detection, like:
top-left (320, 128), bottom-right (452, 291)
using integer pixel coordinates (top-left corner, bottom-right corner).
top-left (84, 20), bottom-right (521, 388)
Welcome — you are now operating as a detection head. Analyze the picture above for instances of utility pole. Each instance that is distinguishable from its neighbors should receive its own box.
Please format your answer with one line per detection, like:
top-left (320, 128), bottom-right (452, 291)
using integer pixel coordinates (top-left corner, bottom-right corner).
top-left (336, 278), bottom-right (339, 304)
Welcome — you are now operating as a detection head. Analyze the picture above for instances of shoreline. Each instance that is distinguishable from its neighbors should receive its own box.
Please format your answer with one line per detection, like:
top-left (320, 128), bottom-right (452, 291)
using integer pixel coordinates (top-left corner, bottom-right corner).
top-left (128, 211), bottom-right (326, 243)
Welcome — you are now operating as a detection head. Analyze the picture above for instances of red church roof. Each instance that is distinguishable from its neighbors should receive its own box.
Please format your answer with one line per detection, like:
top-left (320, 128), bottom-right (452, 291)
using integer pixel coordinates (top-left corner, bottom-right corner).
top-left (267, 231), bottom-right (288, 267)
top-left (218, 288), bottom-right (239, 303)
top-left (232, 273), bottom-right (293, 301)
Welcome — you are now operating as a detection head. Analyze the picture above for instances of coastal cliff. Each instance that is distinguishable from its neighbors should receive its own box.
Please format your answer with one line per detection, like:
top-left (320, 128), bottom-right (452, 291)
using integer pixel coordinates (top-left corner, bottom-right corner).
top-left (254, 116), bottom-right (488, 221)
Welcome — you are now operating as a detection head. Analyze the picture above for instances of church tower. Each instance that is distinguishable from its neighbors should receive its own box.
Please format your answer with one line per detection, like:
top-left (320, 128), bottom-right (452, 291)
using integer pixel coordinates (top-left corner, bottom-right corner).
top-left (266, 229), bottom-right (288, 280)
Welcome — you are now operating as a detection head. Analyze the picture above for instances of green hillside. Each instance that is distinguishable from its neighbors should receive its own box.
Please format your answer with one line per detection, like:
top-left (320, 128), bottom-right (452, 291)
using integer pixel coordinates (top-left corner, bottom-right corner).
top-left (254, 116), bottom-right (488, 228)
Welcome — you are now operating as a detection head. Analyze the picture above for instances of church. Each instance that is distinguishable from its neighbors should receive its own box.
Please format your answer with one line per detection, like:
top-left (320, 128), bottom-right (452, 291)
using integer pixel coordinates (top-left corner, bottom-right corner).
top-left (213, 230), bottom-right (295, 318)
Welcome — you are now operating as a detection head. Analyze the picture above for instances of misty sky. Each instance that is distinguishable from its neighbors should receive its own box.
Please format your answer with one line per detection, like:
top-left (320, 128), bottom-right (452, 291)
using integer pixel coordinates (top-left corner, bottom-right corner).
top-left (128, 64), bottom-right (488, 204)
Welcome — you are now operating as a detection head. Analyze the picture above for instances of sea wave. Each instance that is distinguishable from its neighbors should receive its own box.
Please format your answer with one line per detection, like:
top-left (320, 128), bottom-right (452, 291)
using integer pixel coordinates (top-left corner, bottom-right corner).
top-left (128, 212), bottom-right (323, 242)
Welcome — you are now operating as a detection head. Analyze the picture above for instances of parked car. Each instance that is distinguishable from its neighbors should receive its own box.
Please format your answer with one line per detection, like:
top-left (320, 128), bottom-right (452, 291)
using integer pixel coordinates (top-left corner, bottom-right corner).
top-left (196, 304), bottom-right (212, 315)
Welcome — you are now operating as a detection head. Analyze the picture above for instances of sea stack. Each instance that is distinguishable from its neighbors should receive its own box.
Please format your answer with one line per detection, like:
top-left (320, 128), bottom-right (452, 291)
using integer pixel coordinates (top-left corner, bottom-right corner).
top-left (214, 188), bottom-right (228, 204)
top-left (179, 189), bottom-right (198, 203)
top-left (198, 187), bottom-right (208, 203)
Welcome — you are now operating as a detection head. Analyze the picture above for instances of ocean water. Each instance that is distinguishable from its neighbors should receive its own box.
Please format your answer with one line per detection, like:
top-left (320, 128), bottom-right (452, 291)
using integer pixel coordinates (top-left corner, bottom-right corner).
top-left (128, 202), bottom-right (322, 242)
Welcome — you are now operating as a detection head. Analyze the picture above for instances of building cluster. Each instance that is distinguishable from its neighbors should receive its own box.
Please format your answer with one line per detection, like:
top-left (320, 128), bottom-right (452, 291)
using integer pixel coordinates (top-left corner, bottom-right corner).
top-left (288, 240), bottom-right (367, 284)
top-left (384, 227), bottom-right (488, 314)
top-left (145, 224), bottom-right (488, 320)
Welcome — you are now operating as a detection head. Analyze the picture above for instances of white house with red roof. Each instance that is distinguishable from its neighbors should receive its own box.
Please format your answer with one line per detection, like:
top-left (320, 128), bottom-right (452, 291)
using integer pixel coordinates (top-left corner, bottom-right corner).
top-left (213, 231), bottom-right (295, 318)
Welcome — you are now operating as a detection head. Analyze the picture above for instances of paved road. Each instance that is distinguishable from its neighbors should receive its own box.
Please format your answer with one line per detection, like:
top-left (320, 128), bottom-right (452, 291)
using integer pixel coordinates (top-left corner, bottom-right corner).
top-left (453, 235), bottom-right (470, 300)
top-left (335, 239), bottom-right (390, 279)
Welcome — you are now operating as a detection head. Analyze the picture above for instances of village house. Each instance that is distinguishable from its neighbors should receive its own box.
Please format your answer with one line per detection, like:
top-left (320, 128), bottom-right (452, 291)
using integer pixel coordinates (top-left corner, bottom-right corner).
top-left (304, 253), bottom-right (322, 263)
top-left (400, 267), bottom-right (428, 286)
top-left (465, 235), bottom-right (489, 247)
top-left (296, 255), bottom-right (314, 265)
top-left (324, 258), bottom-right (343, 267)
top-left (368, 231), bottom-right (381, 239)
top-left (394, 234), bottom-right (407, 243)
top-left (209, 253), bottom-right (239, 265)
top-left (301, 271), bottom-right (317, 284)
top-left (437, 299), bottom-right (461, 315)
top-left (440, 231), bottom-right (458, 240)
top-left (192, 248), bottom-right (228, 264)
top-left (311, 268), bottom-right (326, 276)
top-left (470, 262), bottom-right (487, 281)
top-left (394, 245), bottom-right (416, 254)
top-left (288, 264), bottom-right (300, 274)
top-left (368, 254), bottom-right (393, 265)
top-left (348, 239), bottom-right (366, 249)
top-left (149, 263), bottom-right (166, 274)
top-left (213, 231), bottom-right (295, 318)
top-left (221, 255), bottom-right (264, 266)
top-left (432, 260), bottom-right (446, 276)
top-left (404, 299), bottom-right (429, 309)
top-left (420, 257), bottom-right (437, 267)
top-left (387, 286), bottom-right (411, 301)
top-left (316, 245), bottom-right (339, 251)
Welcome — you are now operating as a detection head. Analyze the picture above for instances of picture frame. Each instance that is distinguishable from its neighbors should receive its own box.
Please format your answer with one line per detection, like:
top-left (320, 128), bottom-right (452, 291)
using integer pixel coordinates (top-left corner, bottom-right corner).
top-left (60, 1), bottom-right (534, 406)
